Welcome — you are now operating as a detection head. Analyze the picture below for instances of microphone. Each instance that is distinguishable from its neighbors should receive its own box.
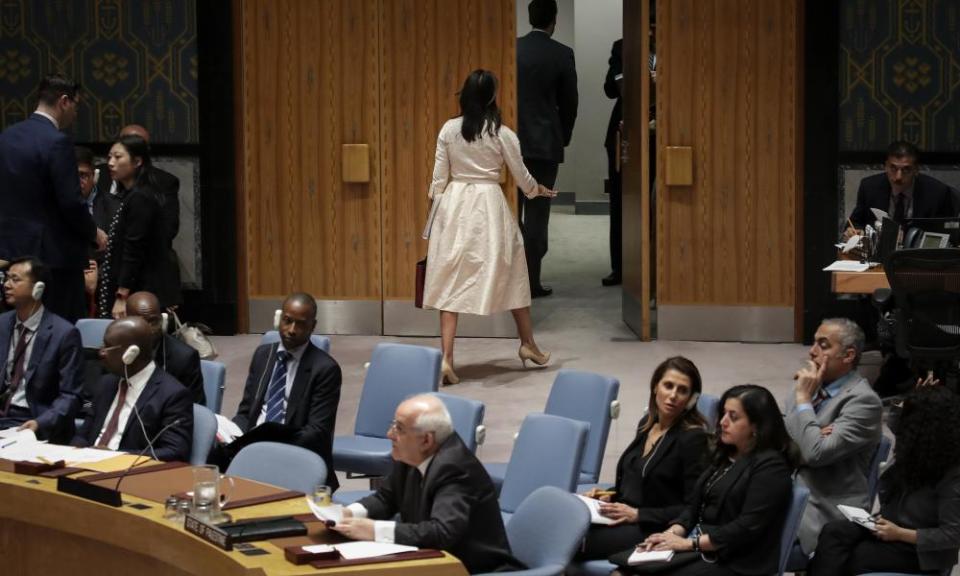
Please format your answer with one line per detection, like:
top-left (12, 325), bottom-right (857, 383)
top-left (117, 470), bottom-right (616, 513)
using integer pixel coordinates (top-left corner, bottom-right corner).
top-left (114, 417), bottom-right (184, 492)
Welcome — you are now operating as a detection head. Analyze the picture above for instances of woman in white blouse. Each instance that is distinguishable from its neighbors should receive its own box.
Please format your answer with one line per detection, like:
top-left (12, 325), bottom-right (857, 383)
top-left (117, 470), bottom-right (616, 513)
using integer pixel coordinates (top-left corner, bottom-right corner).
top-left (423, 70), bottom-right (555, 385)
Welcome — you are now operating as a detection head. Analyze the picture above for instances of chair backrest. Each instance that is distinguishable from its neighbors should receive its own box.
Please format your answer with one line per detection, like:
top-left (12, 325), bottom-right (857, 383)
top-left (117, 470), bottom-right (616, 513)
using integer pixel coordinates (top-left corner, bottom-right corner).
top-left (697, 393), bottom-right (721, 432)
top-left (227, 441), bottom-right (328, 494)
top-left (259, 330), bottom-right (331, 353)
top-left (778, 484), bottom-right (811, 576)
top-left (506, 486), bottom-right (590, 573)
top-left (75, 318), bottom-right (111, 349)
top-left (200, 360), bottom-right (226, 414)
top-left (432, 392), bottom-right (485, 453)
top-left (191, 404), bottom-right (217, 466)
top-left (543, 370), bottom-right (619, 484)
top-left (500, 413), bottom-right (589, 514)
top-left (885, 248), bottom-right (960, 363)
top-left (353, 343), bottom-right (442, 438)
top-left (868, 435), bottom-right (893, 504)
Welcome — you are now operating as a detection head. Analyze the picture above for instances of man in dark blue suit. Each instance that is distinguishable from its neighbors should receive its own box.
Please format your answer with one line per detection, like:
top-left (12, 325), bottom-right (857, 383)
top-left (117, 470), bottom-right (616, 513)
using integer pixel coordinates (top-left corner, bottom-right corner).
top-left (73, 317), bottom-right (192, 462)
top-left (0, 257), bottom-right (82, 444)
top-left (0, 75), bottom-right (105, 323)
top-left (516, 0), bottom-right (578, 298)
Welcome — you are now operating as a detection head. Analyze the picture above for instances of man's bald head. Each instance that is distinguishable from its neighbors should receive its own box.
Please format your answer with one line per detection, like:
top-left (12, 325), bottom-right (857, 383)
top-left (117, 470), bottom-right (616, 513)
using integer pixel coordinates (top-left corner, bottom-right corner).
top-left (101, 317), bottom-right (155, 375)
top-left (120, 124), bottom-right (150, 143)
top-left (125, 291), bottom-right (163, 342)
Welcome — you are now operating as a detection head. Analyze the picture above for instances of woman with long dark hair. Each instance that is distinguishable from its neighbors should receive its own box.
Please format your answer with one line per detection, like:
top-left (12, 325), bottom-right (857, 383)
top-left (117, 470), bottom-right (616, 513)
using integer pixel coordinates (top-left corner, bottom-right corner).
top-left (577, 356), bottom-right (710, 560)
top-left (612, 384), bottom-right (800, 575)
top-left (809, 385), bottom-right (960, 575)
top-left (96, 135), bottom-right (176, 318)
top-left (423, 69), bottom-right (556, 384)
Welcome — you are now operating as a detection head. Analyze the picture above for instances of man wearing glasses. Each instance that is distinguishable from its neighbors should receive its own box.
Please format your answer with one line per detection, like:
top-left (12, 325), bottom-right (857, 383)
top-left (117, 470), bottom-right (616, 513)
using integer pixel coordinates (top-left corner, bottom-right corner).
top-left (847, 140), bottom-right (955, 231)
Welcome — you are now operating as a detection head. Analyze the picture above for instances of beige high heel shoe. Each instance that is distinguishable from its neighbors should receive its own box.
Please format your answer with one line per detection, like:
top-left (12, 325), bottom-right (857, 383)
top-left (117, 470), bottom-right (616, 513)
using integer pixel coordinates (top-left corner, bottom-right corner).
top-left (518, 344), bottom-right (551, 368)
top-left (441, 359), bottom-right (460, 385)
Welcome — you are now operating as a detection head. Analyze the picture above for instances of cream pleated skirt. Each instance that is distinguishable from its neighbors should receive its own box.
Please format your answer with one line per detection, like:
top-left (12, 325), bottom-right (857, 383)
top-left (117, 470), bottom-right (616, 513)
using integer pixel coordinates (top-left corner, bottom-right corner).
top-left (423, 181), bottom-right (532, 315)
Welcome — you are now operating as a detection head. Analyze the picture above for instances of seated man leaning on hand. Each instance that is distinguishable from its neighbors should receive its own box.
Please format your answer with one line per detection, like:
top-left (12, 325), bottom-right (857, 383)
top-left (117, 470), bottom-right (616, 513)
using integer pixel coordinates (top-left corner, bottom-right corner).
top-left (332, 394), bottom-right (522, 574)
top-left (785, 317), bottom-right (882, 555)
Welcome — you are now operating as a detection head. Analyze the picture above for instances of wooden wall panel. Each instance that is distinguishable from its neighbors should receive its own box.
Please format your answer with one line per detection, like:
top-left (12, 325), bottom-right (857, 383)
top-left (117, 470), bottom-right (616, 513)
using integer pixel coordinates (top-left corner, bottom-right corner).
top-left (657, 0), bottom-right (799, 307)
top-left (240, 0), bottom-right (381, 301)
top-left (380, 0), bottom-right (517, 300)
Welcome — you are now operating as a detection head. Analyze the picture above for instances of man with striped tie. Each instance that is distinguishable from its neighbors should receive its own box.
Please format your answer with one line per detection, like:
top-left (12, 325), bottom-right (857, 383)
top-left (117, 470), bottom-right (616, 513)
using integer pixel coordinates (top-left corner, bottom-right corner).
top-left (233, 293), bottom-right (342, 490)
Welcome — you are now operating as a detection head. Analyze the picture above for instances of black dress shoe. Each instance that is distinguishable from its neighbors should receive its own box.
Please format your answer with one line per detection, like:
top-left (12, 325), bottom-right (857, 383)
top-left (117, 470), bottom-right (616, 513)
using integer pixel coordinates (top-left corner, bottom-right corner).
top-left (531, 285), bottom-right (553, 298)
top-left (602, 273), bottom-right (622, 287)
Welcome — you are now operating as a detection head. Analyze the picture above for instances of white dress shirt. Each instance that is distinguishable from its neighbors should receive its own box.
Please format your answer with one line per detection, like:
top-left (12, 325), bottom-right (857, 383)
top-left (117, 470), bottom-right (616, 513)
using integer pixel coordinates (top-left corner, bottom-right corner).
top-left (95, 361), bottom-right (156, 450)
top-left (5, 305), bottom-right (44, 409)
top-left (33, 110), bottom-right (59, 129)
top-left (255, 341), bottom-right (308, 426)
top-left (347, 454), bottom-right (436, 543)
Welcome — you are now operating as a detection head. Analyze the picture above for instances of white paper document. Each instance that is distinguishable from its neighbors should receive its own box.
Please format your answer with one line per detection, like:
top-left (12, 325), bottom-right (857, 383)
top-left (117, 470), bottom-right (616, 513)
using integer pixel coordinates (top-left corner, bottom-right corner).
top-left (0, 429), bottom-right (123, 464)
top-left (628, 549), bottom-right (675, 565)
top-left (333, 541), bottom-right (418, 560)
top-left (306, 496), bottom-right (343, 524)
top-left (302, 544), bottom-right (335, 554)
top-left (823, 260), bottom-right (870, 272)
top-left (215, 414), bottom-right (244, 443)
top-left (870, 208), bottom-right (889, 222)
top-left (839, 235), bottom-right (862, 254)
top-left (837, 504), bottom-right (876, 530)
top-left (0, 427), bottom-right (37, 442)
top-left (421, 194), bottom-right (442, 239)
top-left (575, 494), bottom-right (617, 525)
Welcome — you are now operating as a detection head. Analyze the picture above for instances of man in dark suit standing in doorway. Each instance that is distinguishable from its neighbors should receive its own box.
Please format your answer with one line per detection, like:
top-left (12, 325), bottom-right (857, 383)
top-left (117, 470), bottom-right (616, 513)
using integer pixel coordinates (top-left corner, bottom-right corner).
top-left (517, 0), bottom-right (578, 298)
top-left (0, 75), bottom-right (106, 322)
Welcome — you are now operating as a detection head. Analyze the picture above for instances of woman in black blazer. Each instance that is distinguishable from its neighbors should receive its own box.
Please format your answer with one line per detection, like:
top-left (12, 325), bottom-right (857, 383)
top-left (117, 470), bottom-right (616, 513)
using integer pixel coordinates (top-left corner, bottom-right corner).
top-left (96, 135), bottom-right (176, 318)
top-left (613, 384), bottom-right (800, 575)
top-left (810, 385), bottom-right (960, 575)
top-left (578, 356), bottom-right (710, 559)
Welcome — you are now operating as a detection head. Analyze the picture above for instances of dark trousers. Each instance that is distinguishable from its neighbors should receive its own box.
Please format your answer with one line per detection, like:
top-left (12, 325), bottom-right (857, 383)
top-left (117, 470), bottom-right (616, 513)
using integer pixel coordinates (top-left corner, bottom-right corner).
top-left (607, 149), bottom-right (622, 277)
top-left (518, 158), bottom-right (558, 291)
top-left (47, 267), bottom-right (88, 323)
top-left (808, 519), bottom-right (932, 576)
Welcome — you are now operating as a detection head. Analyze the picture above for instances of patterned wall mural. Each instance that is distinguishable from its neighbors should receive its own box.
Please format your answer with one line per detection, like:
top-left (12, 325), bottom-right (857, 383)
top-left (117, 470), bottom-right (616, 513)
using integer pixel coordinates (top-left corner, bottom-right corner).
top-left (0, 0), bottom-right (198, 144)
top-left (839, 0), bottom-right (960, 152)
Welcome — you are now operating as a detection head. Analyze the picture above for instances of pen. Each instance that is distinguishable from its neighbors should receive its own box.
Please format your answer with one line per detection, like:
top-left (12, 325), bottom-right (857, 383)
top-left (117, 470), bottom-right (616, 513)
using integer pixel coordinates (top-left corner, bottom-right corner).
top-left (0, 440), bottom-right (16, 449)
top-left (594, 490), bottom-right (616, 497)
top-left (846, 217), bottom-right (857, 232)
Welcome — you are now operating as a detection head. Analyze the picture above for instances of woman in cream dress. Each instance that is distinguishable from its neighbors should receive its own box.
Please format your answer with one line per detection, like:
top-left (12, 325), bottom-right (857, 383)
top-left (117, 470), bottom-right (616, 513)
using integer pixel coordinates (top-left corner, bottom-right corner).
top-left (424, 70), bottom-right (555, 384)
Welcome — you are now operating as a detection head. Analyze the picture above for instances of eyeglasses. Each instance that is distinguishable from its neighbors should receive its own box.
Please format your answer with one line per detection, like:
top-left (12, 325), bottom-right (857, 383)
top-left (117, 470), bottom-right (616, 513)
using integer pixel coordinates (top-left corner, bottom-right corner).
top-left (388, 420), bottom-right (424, 436)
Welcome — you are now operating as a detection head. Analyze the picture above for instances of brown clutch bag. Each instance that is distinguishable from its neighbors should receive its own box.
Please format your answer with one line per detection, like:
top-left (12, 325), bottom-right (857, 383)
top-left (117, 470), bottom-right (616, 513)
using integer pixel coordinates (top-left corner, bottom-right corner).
top-left (415, 258), bottom-right (427, 308)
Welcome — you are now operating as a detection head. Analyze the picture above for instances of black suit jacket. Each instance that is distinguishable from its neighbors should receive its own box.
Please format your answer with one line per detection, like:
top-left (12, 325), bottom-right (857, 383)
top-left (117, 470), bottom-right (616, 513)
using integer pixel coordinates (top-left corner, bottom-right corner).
top-left (358, 434), bottom-right (521, 574)
top-left (158, 333), bottom-right (204, 406)
top-left (0, 309), bottom-right (82, 443)
top-left (604, 39), bottom-right (623, 151)
top-left (234, 342), bottom-right (341, 490)
top-left (73, 367), bottom-right (193, 462)
top-left (614, 422), bottom-right (709, 531)
top-left (516, 30), bottom-right (578, 163)
top-left (674, 450), bottom-right (793, 575)
top-left (0, 114), bottom-right (96, 268)
top-left (849, 172), bottom-right (956, 229)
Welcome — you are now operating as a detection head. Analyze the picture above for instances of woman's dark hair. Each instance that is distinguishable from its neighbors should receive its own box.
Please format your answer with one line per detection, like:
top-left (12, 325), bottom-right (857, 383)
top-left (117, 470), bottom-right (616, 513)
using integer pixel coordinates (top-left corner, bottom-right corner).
top-left (891, 386), bottom-right (960, 490)
top-left (114, 135), bottom-right (157, 191)
top-left (458, 69), bottom-right (502, 143)
top-left (640, 356), bottom-right (707, 433)
top-left (713, 384), bottom-right (800, 468)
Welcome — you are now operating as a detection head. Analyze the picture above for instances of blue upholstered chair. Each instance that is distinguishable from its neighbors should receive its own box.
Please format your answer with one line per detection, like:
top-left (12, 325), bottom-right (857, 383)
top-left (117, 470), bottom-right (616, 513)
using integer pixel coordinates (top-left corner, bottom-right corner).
top-left (332, 343), bottom-right (441, 477)
top-left (75, 318), bottom-right (111, 349)
top-left (200, 359), bottom-right (226, 414)
top-left (778, 484), bottom-right (811, 575)
top-left (476, 486), bottom-right (591, 576)
top-left (487, 370), bottom-right (619, 491)
top-left (499, 413), bottom-right (588, 523)
top-left (191, 403), bottom-right (218, 466)
top-left (696, 393), bottom-right (721, 432)
top-left (227, 441), bottom-right (328, 495)
top-left (259, 330), bottom-right (331, 353)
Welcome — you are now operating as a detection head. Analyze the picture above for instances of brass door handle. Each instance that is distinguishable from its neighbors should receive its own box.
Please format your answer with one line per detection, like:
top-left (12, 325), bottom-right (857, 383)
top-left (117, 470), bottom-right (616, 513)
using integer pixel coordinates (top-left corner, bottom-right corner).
top-left (342, 144), bottom-right (370, 183)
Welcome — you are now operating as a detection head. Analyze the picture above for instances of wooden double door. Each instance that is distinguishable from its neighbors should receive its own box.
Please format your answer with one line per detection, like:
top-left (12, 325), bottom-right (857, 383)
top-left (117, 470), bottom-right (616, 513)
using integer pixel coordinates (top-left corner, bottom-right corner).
top-left (236, 0), bottom-right (518, 334)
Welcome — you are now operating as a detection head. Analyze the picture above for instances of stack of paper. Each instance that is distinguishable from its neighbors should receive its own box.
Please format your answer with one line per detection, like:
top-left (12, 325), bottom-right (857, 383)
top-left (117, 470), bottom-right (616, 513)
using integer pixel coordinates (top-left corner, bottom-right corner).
top-left (215, 414), bottom-right (244, 443)
top-left (627, 549), bottom-right (675, 565)
top-left (574, 495), bottom-right (616, 525)
top-left (837, 504), bottom-right (877, 530)
top-left (0, 427), bottom-right (123, 464)
top-left (303, 541), bottom-right (418, 560)
top-left (823, 260), bottom-right (870, 273)
top-left (306, 496), bottom-right (343, 524)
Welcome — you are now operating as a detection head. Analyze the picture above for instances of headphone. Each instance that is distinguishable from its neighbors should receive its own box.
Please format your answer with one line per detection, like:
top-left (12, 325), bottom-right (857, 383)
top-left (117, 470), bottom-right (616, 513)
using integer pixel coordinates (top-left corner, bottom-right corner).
top-left (273, 309), bottom-right (282, 330)
top-left (122, 344), bottom-right (141, 366)
top-left (161, 312), bottom-right (169, 333)
top-left (686, 392), bottom-right (701, 411)
top-left (32, 281), bottom-right (45, 301)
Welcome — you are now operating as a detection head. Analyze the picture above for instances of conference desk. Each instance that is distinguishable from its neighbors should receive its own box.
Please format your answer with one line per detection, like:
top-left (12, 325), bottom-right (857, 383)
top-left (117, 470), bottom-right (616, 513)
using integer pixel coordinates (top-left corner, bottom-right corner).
top-left (831, 265), bottom-right (889, 294)
top-left (0, 456), bottom-right (466, 576)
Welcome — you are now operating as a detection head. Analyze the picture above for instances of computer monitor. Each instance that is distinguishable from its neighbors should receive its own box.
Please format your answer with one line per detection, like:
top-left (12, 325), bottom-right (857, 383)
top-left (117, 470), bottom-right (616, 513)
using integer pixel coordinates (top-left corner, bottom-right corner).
top-left (876, 217), bottom-right (900, 265)
top-left (903, 217), bottom-right (960, 247)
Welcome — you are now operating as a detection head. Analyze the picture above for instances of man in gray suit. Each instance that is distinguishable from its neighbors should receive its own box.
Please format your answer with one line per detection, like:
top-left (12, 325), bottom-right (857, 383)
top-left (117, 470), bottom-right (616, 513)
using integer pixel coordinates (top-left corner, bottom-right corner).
top-left (516, 0), bottom-right (578, 298)
top-left (784, 317), bottom-right (882, 554)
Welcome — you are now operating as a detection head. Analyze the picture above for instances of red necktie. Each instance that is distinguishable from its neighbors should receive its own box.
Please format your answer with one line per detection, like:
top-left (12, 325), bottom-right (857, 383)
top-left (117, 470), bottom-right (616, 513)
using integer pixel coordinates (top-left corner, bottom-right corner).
top-left (96, 379), bottom-right (130, 448)
top-left (2, 325), bottom-right (30, 415)
top-left (812, 387), bottom-right (829, 414)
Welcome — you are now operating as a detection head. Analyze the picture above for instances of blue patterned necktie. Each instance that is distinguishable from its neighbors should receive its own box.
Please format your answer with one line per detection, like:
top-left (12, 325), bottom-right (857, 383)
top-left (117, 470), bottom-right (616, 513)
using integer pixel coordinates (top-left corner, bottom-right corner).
top-left (265, 349), bottom-right (289, 423)
top-left (812, 387), bottom-right (830, 414)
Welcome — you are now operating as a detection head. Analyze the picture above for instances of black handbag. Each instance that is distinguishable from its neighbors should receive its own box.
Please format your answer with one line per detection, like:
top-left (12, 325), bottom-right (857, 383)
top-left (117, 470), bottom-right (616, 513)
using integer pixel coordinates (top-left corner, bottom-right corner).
top-left (608, 549), bottom-right (702, 574)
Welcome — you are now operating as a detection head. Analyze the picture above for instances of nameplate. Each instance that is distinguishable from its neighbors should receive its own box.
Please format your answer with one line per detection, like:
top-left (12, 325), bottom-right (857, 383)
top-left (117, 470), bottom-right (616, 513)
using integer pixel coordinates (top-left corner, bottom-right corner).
top-left (184, 514), bottom-right (233, 551)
